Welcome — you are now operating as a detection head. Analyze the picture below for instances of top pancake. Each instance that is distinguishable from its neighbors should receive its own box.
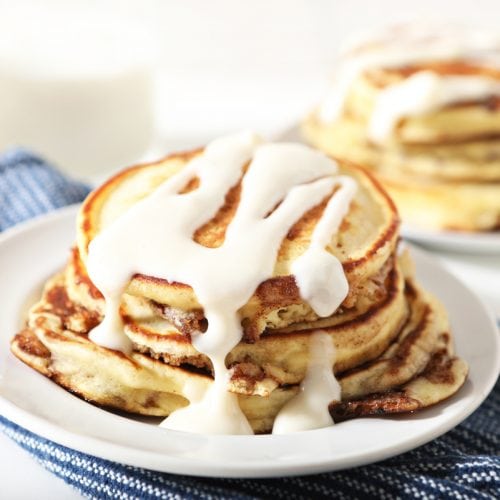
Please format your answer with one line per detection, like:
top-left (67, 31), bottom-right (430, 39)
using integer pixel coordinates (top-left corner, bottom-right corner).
top-left (304, 55), bottom-right (500, 182)
top-left (345, 62), bottom-right (500, 146)
top-left (77, 149), bottom-right (399, 336)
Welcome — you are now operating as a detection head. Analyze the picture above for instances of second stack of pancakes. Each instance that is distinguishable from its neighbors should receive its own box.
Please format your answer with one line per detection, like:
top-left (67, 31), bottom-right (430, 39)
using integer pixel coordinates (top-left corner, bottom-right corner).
top-left (303, 22), bottom-right (500, 232)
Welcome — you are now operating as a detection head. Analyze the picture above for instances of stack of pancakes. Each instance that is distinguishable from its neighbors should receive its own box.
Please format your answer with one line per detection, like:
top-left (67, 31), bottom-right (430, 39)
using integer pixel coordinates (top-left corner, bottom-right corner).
top-left (303, 24), bottom-right (500, 232)
top-left (11, 147), bottom-right (467, 433)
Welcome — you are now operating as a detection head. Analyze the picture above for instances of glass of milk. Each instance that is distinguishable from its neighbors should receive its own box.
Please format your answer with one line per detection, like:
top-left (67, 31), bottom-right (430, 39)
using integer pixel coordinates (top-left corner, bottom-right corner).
top-left (0, 8), bottom-right (155, 178)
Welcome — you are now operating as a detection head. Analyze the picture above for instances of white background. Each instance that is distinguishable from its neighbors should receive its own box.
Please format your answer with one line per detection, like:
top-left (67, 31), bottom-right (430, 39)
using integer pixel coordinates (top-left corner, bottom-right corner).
top-left (1, 0), bottom-right (500, 172)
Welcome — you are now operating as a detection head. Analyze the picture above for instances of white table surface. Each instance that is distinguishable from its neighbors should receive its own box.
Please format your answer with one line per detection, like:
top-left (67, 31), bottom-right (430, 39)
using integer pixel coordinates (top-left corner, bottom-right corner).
top-left (0, 431), bottom-right (82, 500)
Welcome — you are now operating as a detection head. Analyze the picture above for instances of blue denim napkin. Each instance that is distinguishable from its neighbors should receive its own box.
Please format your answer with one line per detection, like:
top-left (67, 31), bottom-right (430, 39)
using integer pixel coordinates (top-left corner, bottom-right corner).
top-left (0, 148), bottom-right (90, 231)
top-left (0, 148), bottom-right (498, 499)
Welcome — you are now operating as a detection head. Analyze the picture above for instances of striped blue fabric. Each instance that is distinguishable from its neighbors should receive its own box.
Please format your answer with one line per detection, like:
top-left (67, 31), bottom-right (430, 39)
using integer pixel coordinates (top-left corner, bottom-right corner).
top-left (0, 149), bottom-right (498, 499)
top-left (0, 148), bottom-right (90, 231)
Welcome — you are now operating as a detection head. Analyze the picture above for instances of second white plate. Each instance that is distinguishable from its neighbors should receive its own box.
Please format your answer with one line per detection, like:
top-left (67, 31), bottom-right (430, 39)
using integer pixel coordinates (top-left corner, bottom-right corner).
top-left (402, 224), bottom-right (500, 255)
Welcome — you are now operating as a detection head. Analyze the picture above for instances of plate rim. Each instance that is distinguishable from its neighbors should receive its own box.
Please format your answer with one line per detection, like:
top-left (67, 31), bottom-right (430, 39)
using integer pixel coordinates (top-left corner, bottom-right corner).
top-left (402, 223), bottom-right (500, 255)
top-left (0, 206), bottom-right (498, 478)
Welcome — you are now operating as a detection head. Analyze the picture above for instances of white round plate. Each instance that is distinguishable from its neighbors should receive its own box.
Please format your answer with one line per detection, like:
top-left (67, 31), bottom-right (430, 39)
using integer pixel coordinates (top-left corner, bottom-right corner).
top-left (402, 224), bottom-right (500, 255)
top-left (0, 205), bottom-right (498, 478)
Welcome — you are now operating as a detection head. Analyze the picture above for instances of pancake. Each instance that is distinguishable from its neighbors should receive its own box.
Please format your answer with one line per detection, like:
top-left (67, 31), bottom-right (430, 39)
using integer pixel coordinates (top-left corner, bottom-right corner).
top-left (338, 64), bottom-right (500, 147)
top-left (303, 22), bottom-right (500, 232)
top-left (76, 152), bottom-right (399, 340)
top-left (376, 174), bottom-right (500, 231)
top-left (304, 113), bottom-right (500, 183)
top-left (330, 345), bottom-right (468, 421)
top-left (10, 134), bottom-right (467, 434)
top-left (123, 256), bottom-right (408, 385)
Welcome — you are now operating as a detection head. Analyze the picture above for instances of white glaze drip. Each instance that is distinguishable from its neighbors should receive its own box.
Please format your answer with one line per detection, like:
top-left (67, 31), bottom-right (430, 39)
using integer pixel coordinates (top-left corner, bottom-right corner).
top-left (318, 22), bottom-right (500, 126)
top-left (368, 72), bottom-right (500, 143)
top-left (292, 176), bottom-right (357, 317)
top-left (86, 132), bottom-right (356, 434)
top-left (89, 294), bottom-right (132, 353)
top-left (272, 331), bottom-right (340, 434)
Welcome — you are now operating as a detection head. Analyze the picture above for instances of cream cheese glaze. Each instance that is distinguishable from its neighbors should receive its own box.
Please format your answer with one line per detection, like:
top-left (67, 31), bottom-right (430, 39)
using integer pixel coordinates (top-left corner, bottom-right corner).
top-left (86, 132), bottom-right (356, 434)
top-left (368, 72), bottom-right (500, 143)
top-left (272, 331), bottom-right (340, 434)
top-left (318, 22), bottom-right (500, 139)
